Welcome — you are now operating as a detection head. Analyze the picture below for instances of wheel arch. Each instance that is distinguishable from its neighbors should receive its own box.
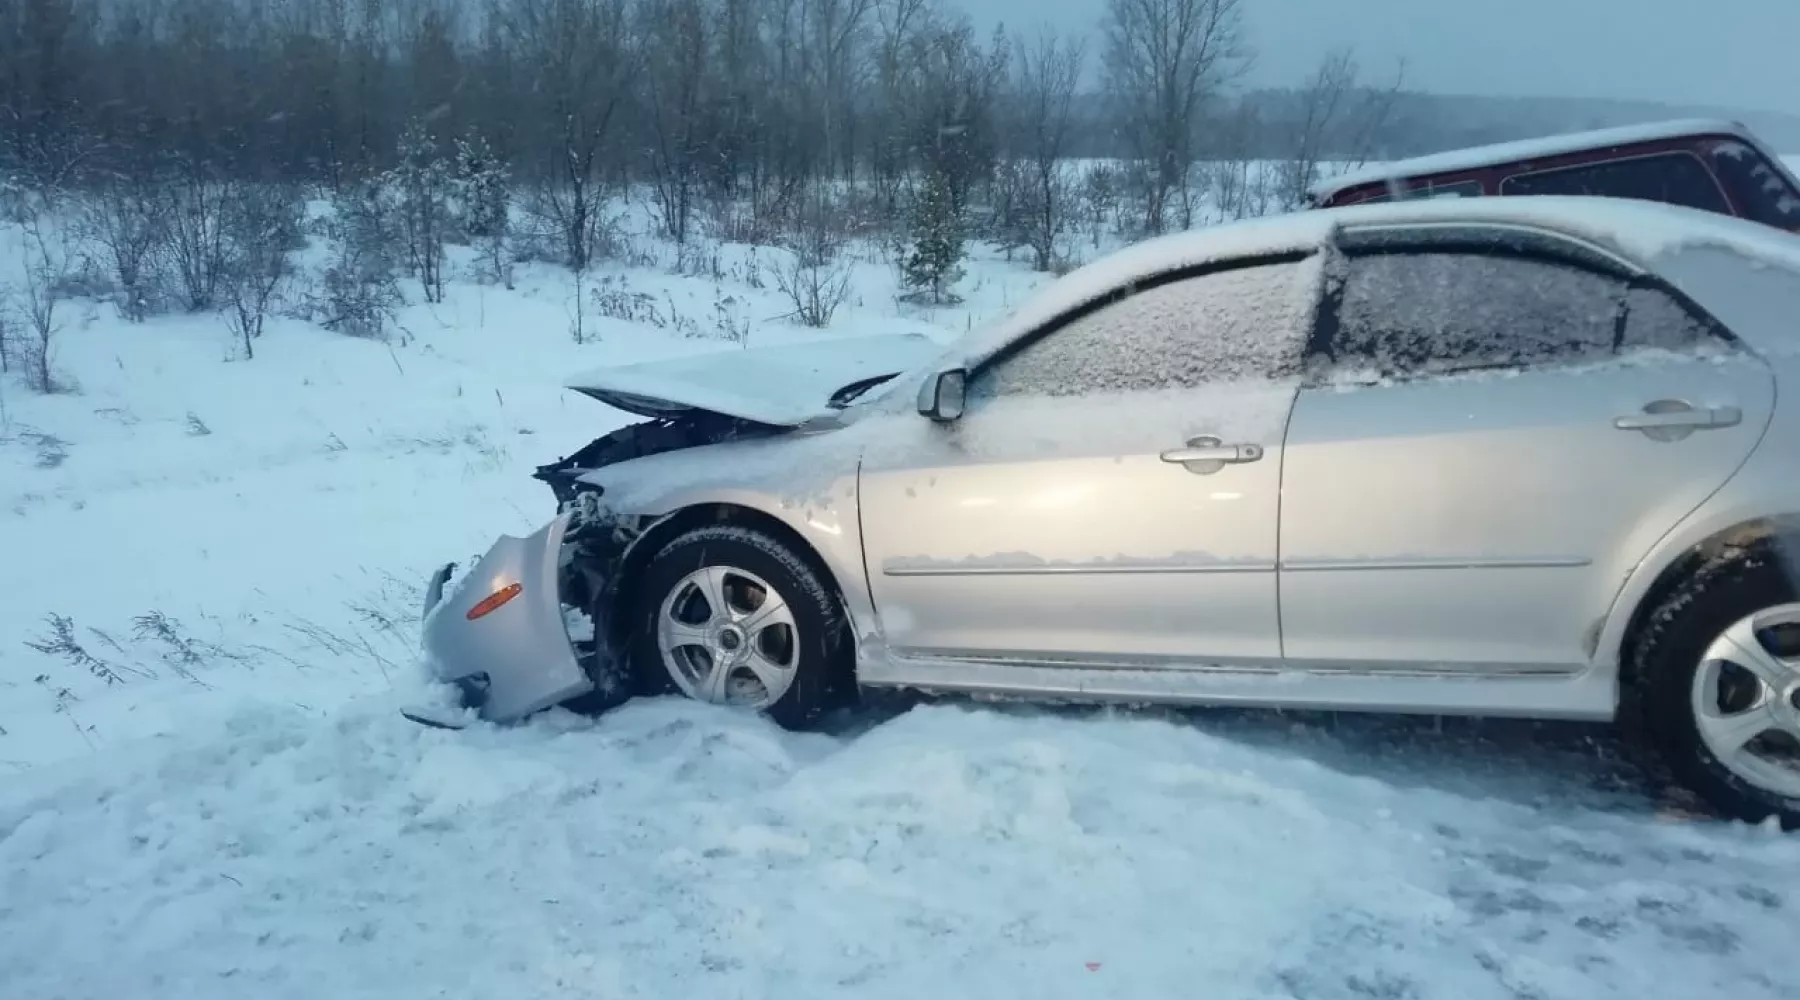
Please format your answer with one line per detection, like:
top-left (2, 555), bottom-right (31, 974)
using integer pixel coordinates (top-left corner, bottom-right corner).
top-left (1614, 514), bottom-right (1800, 688)
top-left (615, 501), bottom-right (869, 649)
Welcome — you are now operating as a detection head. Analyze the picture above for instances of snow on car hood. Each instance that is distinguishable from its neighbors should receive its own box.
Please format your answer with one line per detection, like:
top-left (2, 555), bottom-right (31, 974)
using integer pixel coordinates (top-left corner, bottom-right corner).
top-left (563, 332), bottom-right (944, 426)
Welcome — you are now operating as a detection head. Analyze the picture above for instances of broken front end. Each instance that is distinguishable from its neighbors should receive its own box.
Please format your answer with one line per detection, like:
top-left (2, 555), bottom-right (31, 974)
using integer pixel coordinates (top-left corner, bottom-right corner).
top-left (412, 414), bottom-right (779, 725)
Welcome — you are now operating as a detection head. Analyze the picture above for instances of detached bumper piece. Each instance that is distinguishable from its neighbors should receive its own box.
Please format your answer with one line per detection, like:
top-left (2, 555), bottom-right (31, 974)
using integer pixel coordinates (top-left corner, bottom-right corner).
top-left (413, 514), bottom-right (596, 724)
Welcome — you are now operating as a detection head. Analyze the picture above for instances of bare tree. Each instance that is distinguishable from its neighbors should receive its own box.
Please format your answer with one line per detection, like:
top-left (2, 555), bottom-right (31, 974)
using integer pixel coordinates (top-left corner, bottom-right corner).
top-left (1273, 48), bottom-right (1406, 211)
top-left (1010, 28), bottom-right (1085, 271)
top-left (0, 294), bottom-right (12, 376)
top-left (1103, 0), bottom-right (1249, 234)
top-left (503, 0), bottom-right (636, 271)
top-left (15, 208), bottom-right (73, 394)
top-left (638, 0), bottom-right (712, 244)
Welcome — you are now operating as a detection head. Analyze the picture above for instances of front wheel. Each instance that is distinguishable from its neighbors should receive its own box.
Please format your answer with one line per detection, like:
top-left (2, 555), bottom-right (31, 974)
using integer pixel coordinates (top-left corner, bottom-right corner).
top-left (1627, 550), bottom-right (1800, 829)
top-left (628, 524), bottom-right (851, 730)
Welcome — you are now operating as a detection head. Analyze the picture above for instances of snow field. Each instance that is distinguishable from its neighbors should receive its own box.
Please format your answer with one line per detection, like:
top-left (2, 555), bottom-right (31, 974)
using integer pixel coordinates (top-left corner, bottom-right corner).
top-left (6, 176), bottom-right (1800, 999)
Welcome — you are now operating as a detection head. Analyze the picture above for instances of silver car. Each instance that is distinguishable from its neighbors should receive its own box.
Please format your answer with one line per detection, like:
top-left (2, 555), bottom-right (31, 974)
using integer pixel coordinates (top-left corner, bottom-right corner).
top-left (418, 195), bottom-right (1800, 828)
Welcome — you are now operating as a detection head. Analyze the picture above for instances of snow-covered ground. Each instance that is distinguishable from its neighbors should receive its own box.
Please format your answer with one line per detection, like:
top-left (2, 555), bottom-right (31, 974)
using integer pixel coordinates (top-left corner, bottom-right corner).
top-left (5, 191), bottom-right (1800, 1000)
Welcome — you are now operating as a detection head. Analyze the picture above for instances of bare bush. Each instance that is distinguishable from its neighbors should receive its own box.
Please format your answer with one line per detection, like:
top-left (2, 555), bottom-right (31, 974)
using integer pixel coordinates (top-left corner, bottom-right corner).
top-left (132, 611), bottom-right (232, 684)
top-left (221, 185), bottom-right (303, 360)
top-left (774, 187), bottom-right (854, 328)
top-left (82, 172), bottom-right (168, 321)
top-left (162, 166), bottom-right (235, 312)
top-left (775, 252), bottom-right (854, 328)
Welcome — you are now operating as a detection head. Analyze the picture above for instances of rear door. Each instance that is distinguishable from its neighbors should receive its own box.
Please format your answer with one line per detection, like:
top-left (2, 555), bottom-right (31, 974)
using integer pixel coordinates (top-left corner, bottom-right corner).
top-left (1276, 227), bottom-right (1775, 674)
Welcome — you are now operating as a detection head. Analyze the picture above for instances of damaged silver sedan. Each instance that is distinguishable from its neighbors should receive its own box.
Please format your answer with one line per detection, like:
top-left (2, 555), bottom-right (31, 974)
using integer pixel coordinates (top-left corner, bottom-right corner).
top-left (418, 196), bottom-right (1800, 828)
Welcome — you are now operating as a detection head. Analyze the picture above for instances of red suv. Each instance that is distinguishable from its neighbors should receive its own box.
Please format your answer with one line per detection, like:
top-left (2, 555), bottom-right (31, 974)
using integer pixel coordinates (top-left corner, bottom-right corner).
top-left (1308, 119), bottom-right (1800, 234)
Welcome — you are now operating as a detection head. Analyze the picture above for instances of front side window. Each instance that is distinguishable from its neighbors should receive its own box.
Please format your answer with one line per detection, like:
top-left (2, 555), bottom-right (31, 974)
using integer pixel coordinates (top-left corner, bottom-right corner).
top-left (1326, 251), bottom-right (1625, 380)
top-left (1499, 152), bottom-right (1733, 215)
top-left (971, 258), bottom-right (1320, 399)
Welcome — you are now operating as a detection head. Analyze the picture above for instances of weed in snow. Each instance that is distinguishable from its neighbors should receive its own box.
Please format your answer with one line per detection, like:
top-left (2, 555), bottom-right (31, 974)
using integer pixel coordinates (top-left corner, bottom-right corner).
top-left (13, 425), bottom-right (69, 468)
top-left (25, 613), bottom-right (126, 686)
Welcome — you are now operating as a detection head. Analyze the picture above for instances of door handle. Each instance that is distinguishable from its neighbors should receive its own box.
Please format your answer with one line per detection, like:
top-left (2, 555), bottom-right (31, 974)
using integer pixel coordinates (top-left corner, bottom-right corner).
top-left (1160, 436), bottom-right (1263, 473)
top-left (1614, 401), bottom-right (1741, 439)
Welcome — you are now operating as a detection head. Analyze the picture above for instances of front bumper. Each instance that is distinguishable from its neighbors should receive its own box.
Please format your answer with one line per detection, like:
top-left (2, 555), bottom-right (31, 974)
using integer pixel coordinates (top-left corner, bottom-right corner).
top-left (419, 512), bottom-right (599, 722)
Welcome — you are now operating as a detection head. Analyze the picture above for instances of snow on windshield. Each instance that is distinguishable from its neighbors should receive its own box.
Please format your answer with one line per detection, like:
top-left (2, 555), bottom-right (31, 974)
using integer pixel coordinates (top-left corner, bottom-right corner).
top-left (1331, 251), bottom-right (1620, 378)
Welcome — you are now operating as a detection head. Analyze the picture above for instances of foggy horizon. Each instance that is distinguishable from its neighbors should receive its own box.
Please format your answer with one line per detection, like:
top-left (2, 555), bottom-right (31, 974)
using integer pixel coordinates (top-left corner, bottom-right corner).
top-left (952, 0), bottom-right (1800, 115)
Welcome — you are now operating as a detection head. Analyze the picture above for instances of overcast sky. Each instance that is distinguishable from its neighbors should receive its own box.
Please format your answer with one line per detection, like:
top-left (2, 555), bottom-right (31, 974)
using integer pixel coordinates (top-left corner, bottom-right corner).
top-left (951, 0), bottom-right (1800, 113)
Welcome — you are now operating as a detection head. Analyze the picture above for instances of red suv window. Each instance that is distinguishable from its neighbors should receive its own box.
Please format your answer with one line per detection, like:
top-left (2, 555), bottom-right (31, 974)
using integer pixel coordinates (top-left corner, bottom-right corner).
top-left (1498, 152), bottom-right (1732, 215)
top-left (1702, 139), bottom-right (1800, 231)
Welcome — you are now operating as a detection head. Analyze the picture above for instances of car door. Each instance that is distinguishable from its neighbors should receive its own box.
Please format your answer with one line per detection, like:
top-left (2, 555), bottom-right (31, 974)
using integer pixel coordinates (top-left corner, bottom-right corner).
top-left (1277, 228), bottom-right (1776, 674)
top-left (857, 253), bottom-right (1325, 668)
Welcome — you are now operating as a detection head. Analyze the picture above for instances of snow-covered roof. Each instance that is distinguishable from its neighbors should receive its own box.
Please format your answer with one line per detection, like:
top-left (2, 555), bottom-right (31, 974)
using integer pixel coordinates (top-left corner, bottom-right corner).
top-left (953, 194), bottom-right (1800, 369)
top-left (953, 212), bottom-right (1339, 366)
top-left (1307, 118), bottom-right (1758, 202)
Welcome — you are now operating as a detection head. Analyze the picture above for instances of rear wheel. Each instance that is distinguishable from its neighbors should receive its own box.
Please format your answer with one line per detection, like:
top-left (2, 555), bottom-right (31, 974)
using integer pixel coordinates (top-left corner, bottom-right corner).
top-left (1627, 550), bottom-right (1800, 828)
top-left (629, 525), bottom-right (851, 730)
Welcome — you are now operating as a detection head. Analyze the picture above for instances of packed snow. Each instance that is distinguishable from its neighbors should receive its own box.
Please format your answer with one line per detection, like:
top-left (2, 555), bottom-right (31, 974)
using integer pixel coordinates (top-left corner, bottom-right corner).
top-left (6, 187), bottom-right (1800, 1000)
top-left (6, 697), bottom-right (1800, 1000)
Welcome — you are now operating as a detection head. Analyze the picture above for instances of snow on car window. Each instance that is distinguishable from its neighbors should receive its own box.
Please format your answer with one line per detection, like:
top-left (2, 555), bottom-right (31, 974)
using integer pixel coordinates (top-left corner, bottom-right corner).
top-left (1333, 251), bottom-right (1622, 379)
top-left (972, 258), bottom-right (1319, 398)
top-left (1620, 286), bottom-right (1728, 353)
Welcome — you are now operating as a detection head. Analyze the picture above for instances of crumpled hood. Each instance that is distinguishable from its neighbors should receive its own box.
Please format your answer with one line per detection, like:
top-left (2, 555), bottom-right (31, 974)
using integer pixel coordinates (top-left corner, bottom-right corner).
top-left (563, 332), bottom-right (944, 427)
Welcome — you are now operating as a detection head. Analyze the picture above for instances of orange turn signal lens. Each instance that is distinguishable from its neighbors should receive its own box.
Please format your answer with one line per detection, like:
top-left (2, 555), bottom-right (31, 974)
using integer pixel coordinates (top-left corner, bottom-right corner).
top-left (466, 582), bottom-right (523, 620)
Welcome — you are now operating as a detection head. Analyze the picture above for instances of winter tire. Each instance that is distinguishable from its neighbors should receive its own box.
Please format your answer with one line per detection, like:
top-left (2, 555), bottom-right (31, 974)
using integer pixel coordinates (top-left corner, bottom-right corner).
top-left (629, 524), bottom-right (852, 730)
top-left (1627, 548), bottom-right (1800, 829)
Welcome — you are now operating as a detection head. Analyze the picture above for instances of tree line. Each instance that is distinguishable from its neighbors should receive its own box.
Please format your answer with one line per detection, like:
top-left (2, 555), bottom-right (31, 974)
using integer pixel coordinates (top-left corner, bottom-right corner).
top-left (0, 0), bottom-right (1407, 390)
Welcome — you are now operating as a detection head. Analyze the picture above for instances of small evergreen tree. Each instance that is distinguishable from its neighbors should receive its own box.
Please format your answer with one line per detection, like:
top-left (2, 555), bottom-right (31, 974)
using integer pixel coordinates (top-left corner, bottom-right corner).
top-left (387, 120), bottom-right (451, 303)
top-left (902, 169), bottom-right (966, 304)
top-left (317, 180), bottom-right (403, 340)
top-left (452, 130), bottom-right (512, 288)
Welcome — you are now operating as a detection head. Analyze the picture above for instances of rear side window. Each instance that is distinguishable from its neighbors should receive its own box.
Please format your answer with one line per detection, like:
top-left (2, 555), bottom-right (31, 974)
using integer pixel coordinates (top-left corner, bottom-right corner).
top-left (1619, 285), bottom-right (1733, 353)
top-left (1499, 152), bottom-right (1732, 216)
top-left (1326, 251), bottom-right (1624, 379)
top-left (1702, 139), bottom-right (1800, 230)
top-left (972, 258), bottom-right (1321, 397)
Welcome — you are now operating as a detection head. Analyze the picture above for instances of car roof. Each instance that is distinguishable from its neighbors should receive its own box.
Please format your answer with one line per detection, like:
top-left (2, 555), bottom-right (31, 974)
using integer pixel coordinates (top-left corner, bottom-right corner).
top-left (1306, 118), bottom-right (1759, 203)
top-left (952, 195), bottom-right (1800, 368)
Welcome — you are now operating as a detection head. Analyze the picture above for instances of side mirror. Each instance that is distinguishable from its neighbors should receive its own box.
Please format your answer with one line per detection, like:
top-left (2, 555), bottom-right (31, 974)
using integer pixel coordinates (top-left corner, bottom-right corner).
top-left (916, 368), bottom-right (967, 423)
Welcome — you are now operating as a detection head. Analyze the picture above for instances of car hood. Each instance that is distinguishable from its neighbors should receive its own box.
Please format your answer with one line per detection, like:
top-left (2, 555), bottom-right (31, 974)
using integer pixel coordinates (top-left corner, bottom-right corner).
top-left (562, 332), bottom-right (944, 427)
